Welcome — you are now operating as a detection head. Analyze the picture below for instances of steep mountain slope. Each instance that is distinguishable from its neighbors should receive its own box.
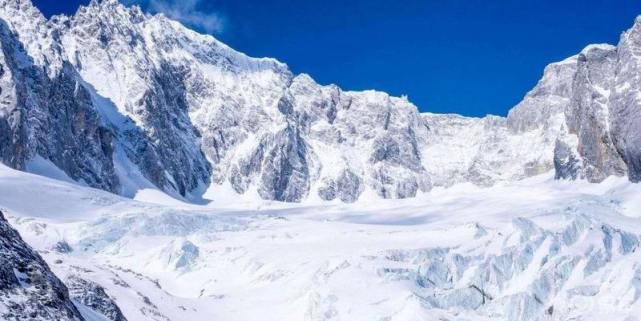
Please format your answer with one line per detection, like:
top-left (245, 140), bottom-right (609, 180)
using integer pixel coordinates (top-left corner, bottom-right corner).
top-left (54, 0), bottom-right (432, 202)
top-left (422, 35), bottom-right (641, 188)
top-left (611, 17), bottom-right (641, 182)
top-left (0, 0), bottom-right (118, 192)
top-left (0, 0), bottom-right (639, 204)
top-left (0, 210), bottom-right (85, 321)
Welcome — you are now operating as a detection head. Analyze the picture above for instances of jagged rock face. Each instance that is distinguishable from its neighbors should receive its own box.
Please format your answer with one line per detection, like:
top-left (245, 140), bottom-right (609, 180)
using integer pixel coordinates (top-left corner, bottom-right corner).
top-left (318, 169), bottom-right (363, 203)
top-left (611, 17), bottom-right (641, 182)
top-left (546, 44), bottom-right (630, 183)
top-left (66, 275), bottom-right (128, 321)
top-left (0, 211), bottom-right (85, 321)
top-left (507, 56), bottom-right (576, 134)
top-left (59, 1), bottom-right (212, 196)
top-left (284, 75), bottom-right (431, 200)
top-left (227, 115), bottom-right (312, 203)
top-left (553, 138), bottom-right (581, 180)
top-left (257, 124), bottom-right (311, 202)
top-left (563, 45), bottom-right (627, 182)
top-left (0, 13), bottom-right (118, 192)
top-left (25, 0), bottom-right (433, 202)
top-left (0, 0), bottom-right (214, 198)
top-left (57, 0), bottom-right (293, 198)
top-left (508, 26), bottom-right (641, 184)
top-left (0, 0), bottom-right (639, 203)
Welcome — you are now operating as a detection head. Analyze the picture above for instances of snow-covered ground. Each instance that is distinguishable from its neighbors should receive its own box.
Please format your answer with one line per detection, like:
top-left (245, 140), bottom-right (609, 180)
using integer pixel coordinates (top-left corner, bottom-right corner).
top-left (1, 163), bottom-right (641, 321)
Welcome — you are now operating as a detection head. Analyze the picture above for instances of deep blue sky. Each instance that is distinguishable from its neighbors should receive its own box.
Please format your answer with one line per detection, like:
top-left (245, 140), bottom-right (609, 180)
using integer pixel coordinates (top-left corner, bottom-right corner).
top-left (33, 0), bottom-right (641, 117)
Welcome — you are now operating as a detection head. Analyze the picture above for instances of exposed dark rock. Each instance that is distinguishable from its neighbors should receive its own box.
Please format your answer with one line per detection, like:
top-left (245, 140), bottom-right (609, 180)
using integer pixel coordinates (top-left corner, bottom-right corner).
top-left (0, 210), bottom-right (85, 321)
top-left (66, 275), bottom-right (128, 321)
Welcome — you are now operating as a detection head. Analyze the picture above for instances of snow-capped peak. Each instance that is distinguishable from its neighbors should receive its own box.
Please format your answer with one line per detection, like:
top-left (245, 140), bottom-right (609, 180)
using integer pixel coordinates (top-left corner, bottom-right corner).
top-left (0, 1), bottom-right (640, 204)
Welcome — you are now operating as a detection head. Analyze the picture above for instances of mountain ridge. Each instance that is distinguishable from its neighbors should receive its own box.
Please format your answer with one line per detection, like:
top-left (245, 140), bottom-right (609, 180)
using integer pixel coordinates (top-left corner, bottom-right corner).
top-left (0, 0), bottom-right (639, 203)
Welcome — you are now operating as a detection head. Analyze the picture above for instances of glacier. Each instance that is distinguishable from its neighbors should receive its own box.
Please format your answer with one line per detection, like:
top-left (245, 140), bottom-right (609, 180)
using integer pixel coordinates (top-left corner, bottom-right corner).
top-left (2, 161), bottom-right (641, 321)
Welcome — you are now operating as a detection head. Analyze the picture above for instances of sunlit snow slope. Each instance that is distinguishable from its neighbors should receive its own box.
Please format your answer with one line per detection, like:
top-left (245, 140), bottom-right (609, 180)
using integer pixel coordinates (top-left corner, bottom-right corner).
top-left (2, 163), bottom-right (641, 321)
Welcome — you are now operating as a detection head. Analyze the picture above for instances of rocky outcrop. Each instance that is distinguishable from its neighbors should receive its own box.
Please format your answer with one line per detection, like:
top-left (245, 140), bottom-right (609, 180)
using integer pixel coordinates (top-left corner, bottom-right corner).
top-left (508, 22), bottom-right (641, 184)
top-left (0, 11), bottom-right (118, 192)
top-left (0, 210), bottom-right (85, 321)
top-left (611, 17), bottom-right (641, 182)
top-left (554, 45), bottom-right (628, 182)
top-left (0, 0), bottom-right (212, 198)
top-left (257, 124), bottom-right (311, 202)
top-left (553, 138), bottom-right (581, 180)
top-left (318, 169), bottom-right (363, 203)
top-left (66, 275), bottom-right (128, 321)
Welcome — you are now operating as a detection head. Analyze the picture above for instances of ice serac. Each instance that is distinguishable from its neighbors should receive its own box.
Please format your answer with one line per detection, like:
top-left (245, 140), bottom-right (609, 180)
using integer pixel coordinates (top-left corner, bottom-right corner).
top-left (398, 215), bottom-right (641, 321)
top-left (611, 17), bottom-right (641, 182)
top-left (0, 210), bottom-right (85, 321)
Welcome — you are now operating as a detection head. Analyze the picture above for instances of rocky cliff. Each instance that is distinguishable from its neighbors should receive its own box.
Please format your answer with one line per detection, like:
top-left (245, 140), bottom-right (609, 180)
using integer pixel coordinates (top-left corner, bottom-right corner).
top-left (0, 210), bottom-right (85, 321)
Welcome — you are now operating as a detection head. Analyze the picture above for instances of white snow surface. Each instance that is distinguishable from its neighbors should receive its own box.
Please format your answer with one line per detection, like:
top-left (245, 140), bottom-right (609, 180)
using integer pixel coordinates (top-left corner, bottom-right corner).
top-left (2, 162), bottom-right (641, 321)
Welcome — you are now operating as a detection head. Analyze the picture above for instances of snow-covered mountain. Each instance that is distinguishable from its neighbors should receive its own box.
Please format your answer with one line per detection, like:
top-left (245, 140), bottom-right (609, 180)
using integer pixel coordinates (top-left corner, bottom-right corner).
top-left (0, 0), bottom-right (639, 203)
top-left (1, 1), bottom-right (641, 319)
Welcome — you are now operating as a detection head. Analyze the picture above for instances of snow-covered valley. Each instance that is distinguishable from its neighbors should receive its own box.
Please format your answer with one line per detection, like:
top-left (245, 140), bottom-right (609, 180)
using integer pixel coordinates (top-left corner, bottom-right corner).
top-left (2, 163), bottom-right (641, 321)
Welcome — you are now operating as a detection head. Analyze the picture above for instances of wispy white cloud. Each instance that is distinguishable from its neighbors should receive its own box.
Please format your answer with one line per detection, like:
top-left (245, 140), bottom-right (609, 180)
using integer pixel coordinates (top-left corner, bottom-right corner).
top-left (126, 0), bottom-right (225, 34)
